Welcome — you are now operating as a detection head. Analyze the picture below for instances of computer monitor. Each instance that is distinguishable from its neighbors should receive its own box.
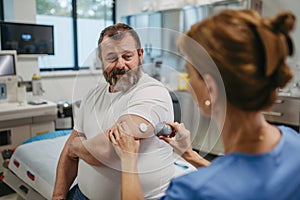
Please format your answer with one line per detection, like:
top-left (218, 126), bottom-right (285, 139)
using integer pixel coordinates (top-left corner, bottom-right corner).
top-left (0, 22), bottom-right (54, 55)
top-left (0, 50), bottom-right (17, 78)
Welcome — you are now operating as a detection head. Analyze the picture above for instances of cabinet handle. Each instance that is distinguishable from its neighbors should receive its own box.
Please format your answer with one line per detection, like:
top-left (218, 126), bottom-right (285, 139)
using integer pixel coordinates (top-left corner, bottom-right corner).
top-left (262, 111), bottom-right (283, 117)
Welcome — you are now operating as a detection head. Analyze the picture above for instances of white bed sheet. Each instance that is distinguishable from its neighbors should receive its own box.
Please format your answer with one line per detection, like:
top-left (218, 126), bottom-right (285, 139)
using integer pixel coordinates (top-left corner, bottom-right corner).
top-left (8, 135), bottom-right (70, 200)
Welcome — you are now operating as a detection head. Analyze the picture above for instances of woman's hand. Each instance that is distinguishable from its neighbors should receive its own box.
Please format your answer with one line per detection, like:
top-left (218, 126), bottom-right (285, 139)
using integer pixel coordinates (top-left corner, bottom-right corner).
top-left (110, 123), bottom-right (144, 200)
top-left (159, 122), bottom-right (193, 156)
top-left (109, 122), bottom-right (141, 172)
top-left (160, 122), bottom-right (210, 167)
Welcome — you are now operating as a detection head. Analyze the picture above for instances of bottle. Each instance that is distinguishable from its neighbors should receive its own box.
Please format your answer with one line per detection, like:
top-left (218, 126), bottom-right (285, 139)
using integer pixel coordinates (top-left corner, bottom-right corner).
top-left (32, 74), bottom-right (44, 96)
top-left (178, 72), bottom-right (189, 90)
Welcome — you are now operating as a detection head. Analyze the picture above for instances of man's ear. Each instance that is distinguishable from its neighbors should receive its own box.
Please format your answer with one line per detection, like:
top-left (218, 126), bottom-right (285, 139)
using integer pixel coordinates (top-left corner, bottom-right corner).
top-left (203, 74), bottom-right (218, 105)
top-left (138, 48), bottom-right (144, 63)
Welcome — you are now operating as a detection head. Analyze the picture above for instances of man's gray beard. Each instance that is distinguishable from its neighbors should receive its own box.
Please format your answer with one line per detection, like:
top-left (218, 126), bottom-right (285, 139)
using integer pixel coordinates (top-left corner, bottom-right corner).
top-left (113, 66), bottom-right (142, 92)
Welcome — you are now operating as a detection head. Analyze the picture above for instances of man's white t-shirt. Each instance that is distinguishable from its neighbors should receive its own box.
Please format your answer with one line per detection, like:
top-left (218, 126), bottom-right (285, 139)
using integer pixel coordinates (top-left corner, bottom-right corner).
top-left (74, 72), bottom-right (175, 200)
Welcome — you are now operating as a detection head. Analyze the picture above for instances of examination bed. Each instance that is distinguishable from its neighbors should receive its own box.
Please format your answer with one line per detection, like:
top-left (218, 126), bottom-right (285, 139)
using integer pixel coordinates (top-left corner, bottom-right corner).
top-left (3, 130), bottom-right (72, 200)
top-left (2, 130), bottom-right (196, 200)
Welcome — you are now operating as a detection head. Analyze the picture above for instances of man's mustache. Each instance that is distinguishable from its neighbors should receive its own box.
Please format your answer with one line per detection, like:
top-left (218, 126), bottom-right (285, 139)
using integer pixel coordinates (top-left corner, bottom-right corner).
top-left (106, 68), bottom-right (127, 86)
top-left (112, 68), bottom-right (126, 76)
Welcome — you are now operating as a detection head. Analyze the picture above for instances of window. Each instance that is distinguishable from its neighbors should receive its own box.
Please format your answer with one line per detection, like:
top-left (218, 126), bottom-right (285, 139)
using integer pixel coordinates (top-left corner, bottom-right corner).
top-left (36, 0), bottom-right (115, 71)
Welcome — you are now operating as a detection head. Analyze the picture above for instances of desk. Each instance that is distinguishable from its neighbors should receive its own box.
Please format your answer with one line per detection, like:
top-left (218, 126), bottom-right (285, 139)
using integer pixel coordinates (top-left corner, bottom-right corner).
top-left (0, 101), bottom-right (57, 151)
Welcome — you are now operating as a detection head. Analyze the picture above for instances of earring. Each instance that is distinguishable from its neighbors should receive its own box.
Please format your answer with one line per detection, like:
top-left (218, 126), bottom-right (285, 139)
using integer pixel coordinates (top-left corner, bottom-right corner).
top-left (204, 100), bottom-right (211, 106)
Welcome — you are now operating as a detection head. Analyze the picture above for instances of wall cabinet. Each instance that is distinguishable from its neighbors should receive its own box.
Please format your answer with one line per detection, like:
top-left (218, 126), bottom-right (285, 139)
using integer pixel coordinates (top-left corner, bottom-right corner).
top-left (0, 101), bottom-right (57, 152)
top-left (0, 125), bottom-right (31, 151)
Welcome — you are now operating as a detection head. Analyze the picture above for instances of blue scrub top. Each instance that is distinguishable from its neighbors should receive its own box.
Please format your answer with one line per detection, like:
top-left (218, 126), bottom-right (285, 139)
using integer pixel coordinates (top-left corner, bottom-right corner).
top-left (161, 126), bottom-right (300, 200)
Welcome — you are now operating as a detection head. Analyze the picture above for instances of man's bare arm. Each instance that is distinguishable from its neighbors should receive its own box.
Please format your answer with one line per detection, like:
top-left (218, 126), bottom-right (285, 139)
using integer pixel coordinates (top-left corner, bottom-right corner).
top-left (52, 130), bottom-right (81, 200)
top-left (70, 131), bottom-right (110, 166)
top-left (72, 114), bottom-right (153, 167)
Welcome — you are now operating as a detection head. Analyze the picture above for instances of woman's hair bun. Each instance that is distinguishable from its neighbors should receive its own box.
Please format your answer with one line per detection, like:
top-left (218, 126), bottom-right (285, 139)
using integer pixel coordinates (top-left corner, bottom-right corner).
top-left (270, 12), bottom-right (296, 34)
top-left (264, 12), bottom-right (296, 56)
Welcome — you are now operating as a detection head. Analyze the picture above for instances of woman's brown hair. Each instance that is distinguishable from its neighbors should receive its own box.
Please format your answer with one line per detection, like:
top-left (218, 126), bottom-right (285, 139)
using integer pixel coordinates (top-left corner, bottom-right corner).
top-left (179, 9), bottom-right (296, 111)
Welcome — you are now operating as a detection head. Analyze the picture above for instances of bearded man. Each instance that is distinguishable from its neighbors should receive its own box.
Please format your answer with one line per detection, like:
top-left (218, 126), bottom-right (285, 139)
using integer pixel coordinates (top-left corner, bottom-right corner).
top-left (53, 23), bottom-right (175, 200)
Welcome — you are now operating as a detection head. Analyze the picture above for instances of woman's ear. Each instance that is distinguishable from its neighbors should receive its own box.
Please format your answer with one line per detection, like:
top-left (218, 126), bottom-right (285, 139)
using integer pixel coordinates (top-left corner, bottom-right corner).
top-left (203, 74), bottom-right (218, 105)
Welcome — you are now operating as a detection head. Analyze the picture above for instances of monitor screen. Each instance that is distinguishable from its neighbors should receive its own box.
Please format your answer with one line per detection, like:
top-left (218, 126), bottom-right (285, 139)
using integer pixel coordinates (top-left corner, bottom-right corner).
top-left (0, 51), bottom-right (17, 77)
top-left (0, 22), bottom-right (54, 55)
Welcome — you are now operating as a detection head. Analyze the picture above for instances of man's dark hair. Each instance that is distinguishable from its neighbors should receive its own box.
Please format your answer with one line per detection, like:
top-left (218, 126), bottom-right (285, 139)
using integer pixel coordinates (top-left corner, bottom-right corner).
top-left (97, 23), bottom-right (142, 57)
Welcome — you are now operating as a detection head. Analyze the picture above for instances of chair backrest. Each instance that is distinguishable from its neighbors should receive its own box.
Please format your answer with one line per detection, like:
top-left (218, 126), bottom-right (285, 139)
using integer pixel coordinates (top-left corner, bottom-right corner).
top-left (169, 91), bottom-right (181, 123)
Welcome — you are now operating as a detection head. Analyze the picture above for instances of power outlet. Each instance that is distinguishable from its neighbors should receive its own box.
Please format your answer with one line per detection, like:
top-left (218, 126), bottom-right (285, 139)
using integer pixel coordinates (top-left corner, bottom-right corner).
top-left (0, 83), bottom-right (7, 100)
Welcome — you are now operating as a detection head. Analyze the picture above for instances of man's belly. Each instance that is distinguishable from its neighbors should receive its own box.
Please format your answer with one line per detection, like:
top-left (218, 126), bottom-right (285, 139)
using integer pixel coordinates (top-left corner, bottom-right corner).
top-left (77, 150), bottom-right (175, 200)
top-left (78, 161), bottom-right (122, 200)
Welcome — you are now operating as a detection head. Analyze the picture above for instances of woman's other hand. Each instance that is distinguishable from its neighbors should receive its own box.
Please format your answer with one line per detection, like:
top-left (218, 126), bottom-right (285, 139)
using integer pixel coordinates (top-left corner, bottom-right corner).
top-left (160, 122), bottom-right (210, 167)
top-left (159, 122), bottom-right (193, 156)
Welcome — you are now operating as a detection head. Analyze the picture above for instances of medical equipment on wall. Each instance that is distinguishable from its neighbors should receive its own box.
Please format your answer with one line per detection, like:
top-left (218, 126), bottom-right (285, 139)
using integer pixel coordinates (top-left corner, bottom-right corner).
top-left (0, 50), bottom-right (18, 103)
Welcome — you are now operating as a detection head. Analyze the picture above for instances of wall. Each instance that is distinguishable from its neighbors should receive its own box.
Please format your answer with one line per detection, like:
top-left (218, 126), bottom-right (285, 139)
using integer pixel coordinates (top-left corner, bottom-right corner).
top-left (115, 0), bottom-right (193, 21)
top-left (4, 0), bottom-right (36, 23)
top-left (41, 70), bottom-right (104, 102)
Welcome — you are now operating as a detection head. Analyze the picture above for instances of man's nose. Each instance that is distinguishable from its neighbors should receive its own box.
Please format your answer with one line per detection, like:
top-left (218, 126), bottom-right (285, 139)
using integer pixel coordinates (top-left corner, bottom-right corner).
top-left (115, 56), bottom-right (125, 68)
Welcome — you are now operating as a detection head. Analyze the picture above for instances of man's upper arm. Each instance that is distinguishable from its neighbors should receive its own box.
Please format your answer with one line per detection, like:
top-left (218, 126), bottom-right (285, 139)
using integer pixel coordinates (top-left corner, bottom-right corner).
top-left (126, 85), bottom-right (174, 127)
top-left (116, 114), bottom-right (154, 139)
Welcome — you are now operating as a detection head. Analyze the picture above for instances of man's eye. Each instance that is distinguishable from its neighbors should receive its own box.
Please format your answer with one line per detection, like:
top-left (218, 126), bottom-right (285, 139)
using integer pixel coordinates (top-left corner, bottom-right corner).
top-left (106, 56), bottom-right (117, 62)
top-left (123, 54), bottom-right (133, 60)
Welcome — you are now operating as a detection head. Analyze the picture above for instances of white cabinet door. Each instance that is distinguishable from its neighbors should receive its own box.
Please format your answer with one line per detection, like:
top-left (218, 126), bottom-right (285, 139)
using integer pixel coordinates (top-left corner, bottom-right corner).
top-left (30, 122), bottom-right (55, 137)
top-left (0, 125), bottom-right (31, 152)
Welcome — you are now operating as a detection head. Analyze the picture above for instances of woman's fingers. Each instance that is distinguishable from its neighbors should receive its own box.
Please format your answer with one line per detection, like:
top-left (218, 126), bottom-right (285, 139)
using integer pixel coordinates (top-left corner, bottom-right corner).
top-left (110, 123), bottom-right (129, 147)
top-left (109, 125), bottom-right (122, 145)
top-left (166, 121), bottom-right (180, 132)
top-left (109, 130), bottom-right (118, 145)
top-left (119, 121), bottom-right (130, 133)
top-left (117, 123), bottom-right (126, 135)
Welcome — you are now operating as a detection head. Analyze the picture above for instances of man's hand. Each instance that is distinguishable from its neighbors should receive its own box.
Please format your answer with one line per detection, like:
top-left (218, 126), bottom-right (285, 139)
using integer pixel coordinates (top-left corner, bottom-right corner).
top-left (68, 134), bottom-right (86, 160)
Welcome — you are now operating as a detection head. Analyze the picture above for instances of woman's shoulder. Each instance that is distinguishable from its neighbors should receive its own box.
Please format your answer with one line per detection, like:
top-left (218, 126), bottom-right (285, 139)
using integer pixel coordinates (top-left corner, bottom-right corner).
top-left (277, 125), bottom-right (299, 136)
top-left (277, 125), bottom-right (300, 152)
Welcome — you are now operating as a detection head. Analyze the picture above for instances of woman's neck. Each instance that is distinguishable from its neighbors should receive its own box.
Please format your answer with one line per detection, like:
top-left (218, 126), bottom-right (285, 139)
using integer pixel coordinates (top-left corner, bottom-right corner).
top-left (220, 106), bottom-right (281, 154)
